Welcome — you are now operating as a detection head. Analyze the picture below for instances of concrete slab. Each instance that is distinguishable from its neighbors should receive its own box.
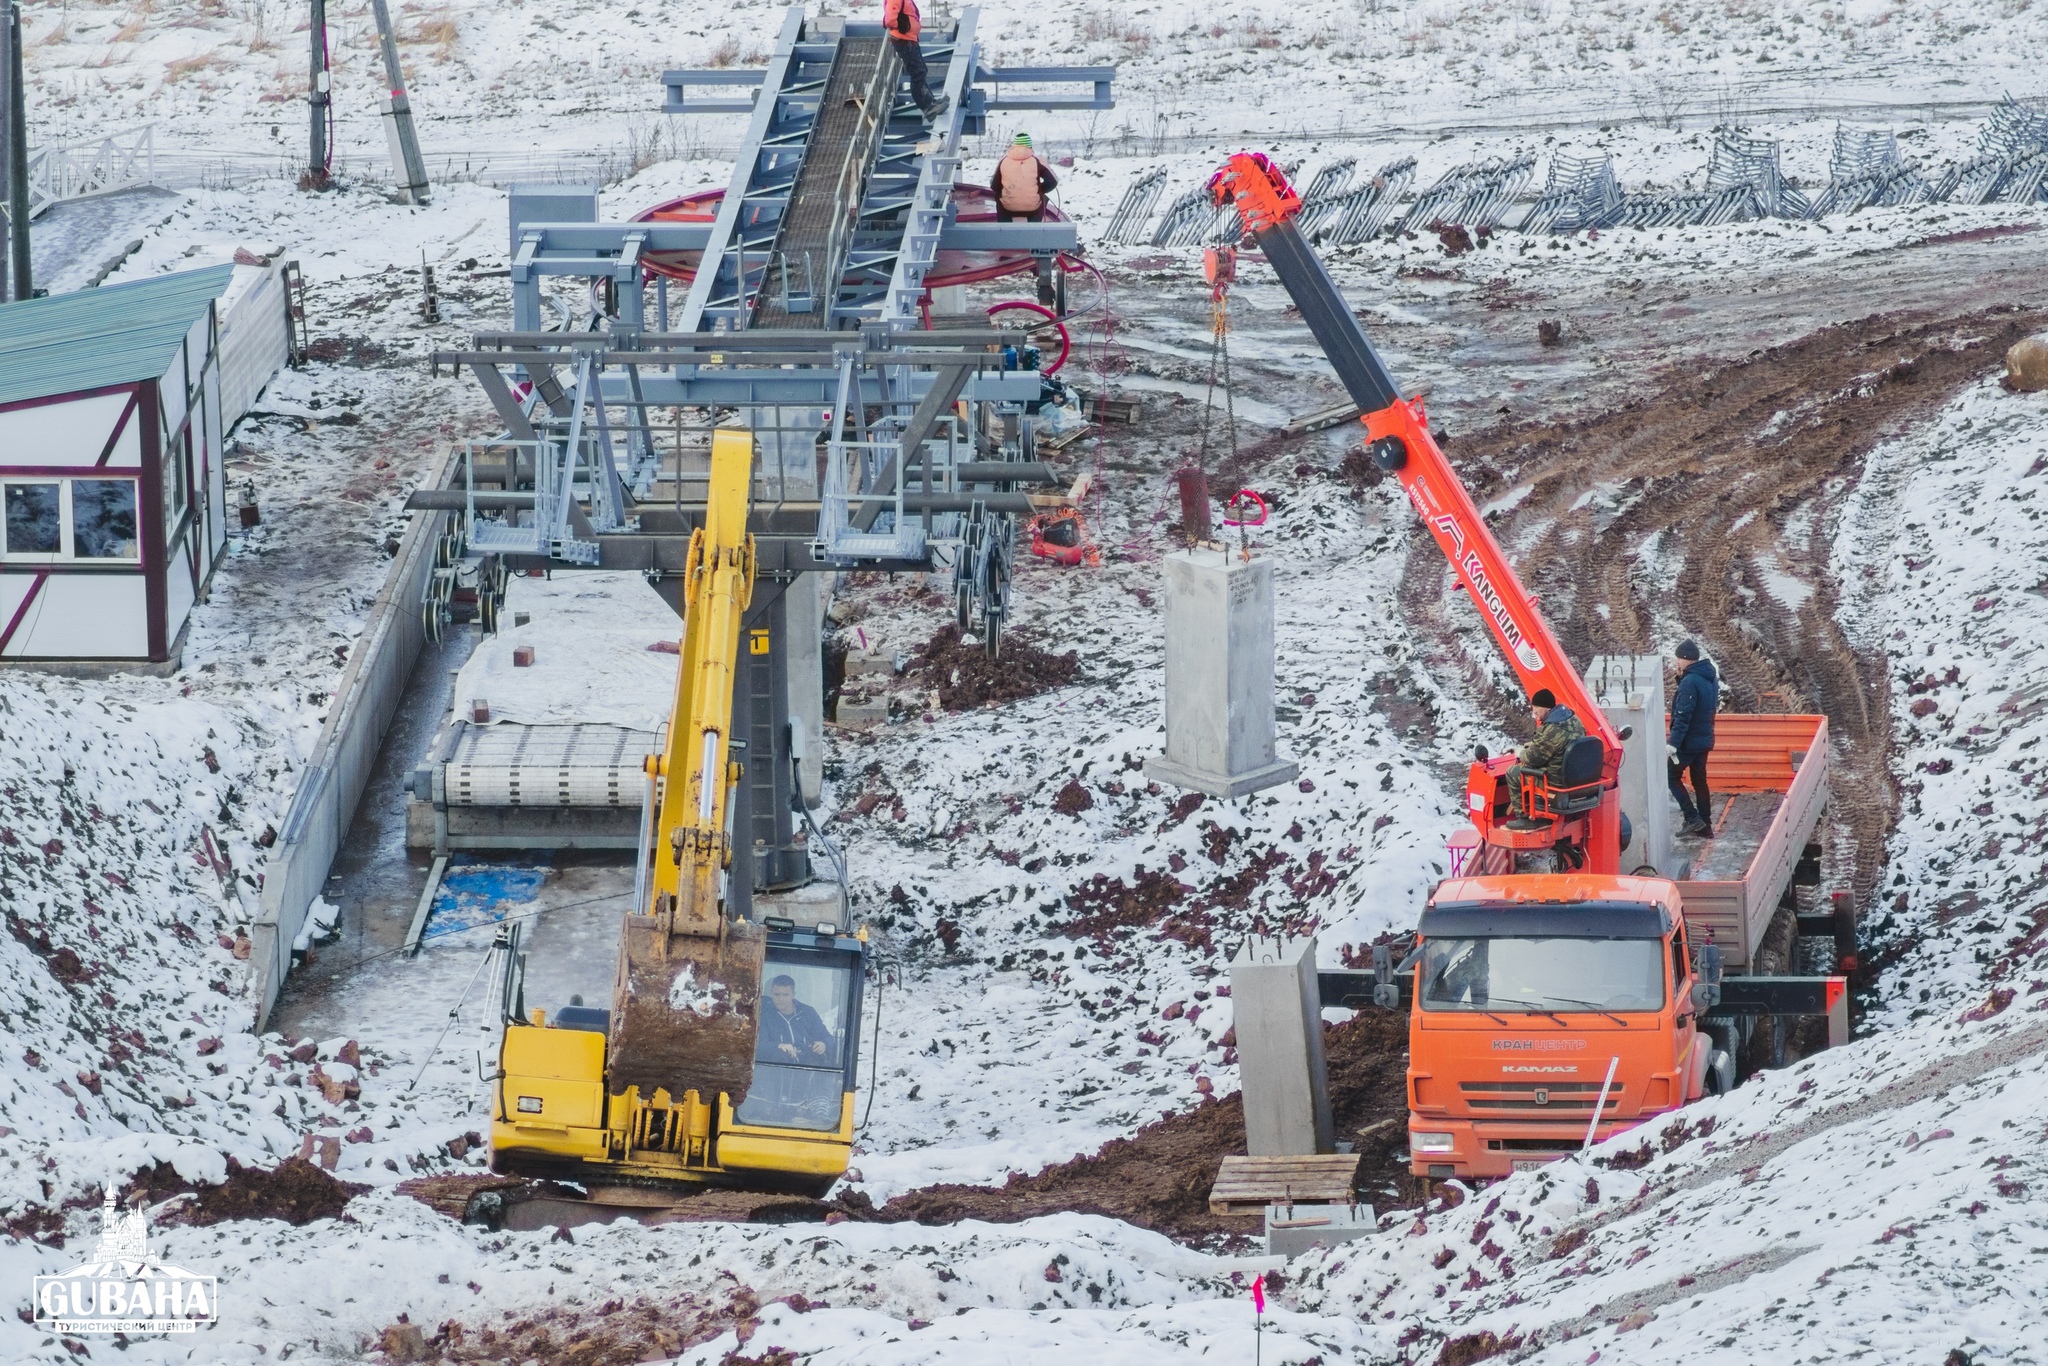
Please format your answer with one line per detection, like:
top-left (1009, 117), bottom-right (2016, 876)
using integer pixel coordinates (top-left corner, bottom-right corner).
top-left (1265, 1203), bottom-right (1378, 1257)
top-left (1588, 653), bottom-right (1671, 877)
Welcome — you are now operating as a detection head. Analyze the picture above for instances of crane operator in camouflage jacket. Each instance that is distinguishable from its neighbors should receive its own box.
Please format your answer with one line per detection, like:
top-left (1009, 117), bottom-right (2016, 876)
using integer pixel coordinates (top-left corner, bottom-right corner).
top-left (1505, 688), bottom-right (1586, 822)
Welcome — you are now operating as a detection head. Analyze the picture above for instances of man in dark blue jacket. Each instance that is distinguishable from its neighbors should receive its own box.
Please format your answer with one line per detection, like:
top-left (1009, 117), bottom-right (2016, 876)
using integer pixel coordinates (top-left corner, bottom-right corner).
top-left (1667, 640), bottom-right (1719, 838)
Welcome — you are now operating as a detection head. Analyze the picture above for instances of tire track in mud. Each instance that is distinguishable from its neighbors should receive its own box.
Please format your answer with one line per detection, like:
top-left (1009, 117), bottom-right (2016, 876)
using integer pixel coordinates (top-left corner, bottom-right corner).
top-left (1400, 304), bottom-right (2048, 910)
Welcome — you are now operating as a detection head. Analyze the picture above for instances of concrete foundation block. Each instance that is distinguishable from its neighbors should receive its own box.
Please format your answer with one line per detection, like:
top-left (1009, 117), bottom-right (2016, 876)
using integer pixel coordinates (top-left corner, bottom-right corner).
top-left (1230, 935), bottom-right (1334, 1157)
top-left (835, 695), bottom-right (888, 730)
top-left (1587, 654), bottom-right (1671, 877)
top-left (1266, 1203), bottom-right (1376, 1257)
top-left (1146, 550), bottom-right (1297, 799)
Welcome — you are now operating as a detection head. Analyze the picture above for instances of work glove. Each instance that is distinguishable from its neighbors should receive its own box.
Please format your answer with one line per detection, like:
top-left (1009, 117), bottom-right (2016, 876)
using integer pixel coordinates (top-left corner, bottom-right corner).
top-left (1665, 744), bottom-right (1678, 762)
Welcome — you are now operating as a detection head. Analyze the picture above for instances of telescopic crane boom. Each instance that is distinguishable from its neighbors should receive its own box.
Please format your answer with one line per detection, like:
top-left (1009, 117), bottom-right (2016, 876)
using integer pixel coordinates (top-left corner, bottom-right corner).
top-left (1209, 154), bottom-right (1623, 871)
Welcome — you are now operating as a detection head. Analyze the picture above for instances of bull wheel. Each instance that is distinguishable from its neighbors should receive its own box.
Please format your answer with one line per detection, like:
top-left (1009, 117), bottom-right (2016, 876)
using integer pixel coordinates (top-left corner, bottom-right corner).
top-left (982, 611), bottom-right (1002, 659)
top-left (955, 583), bottom-right (972, 634)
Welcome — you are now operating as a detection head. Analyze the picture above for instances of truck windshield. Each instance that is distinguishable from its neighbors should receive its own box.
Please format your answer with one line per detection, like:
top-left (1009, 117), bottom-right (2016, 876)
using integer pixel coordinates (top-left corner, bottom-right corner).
top-left (736, 946), bottom-right (859, 1132)
top-left (1419, 937), bottom-right (1666, 1014)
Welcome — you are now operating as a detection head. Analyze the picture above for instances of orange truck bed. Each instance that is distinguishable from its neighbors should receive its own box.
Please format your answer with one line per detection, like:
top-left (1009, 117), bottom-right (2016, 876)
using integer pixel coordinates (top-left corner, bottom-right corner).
top-left (1670, 714), bottom-right (1829, 973)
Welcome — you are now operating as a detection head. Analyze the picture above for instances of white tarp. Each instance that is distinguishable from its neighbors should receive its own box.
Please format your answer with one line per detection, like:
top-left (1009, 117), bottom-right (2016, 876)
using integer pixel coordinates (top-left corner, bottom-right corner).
top-left (452, 570), bottom-right (680, 733)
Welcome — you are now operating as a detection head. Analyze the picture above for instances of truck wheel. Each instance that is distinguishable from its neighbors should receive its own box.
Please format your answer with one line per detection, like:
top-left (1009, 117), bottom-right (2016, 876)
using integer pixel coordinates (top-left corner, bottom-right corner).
top-left (1742, 904), bottom-right (1799, 1074)
top-left (1705, 1049), bottom-right (1734, 1096)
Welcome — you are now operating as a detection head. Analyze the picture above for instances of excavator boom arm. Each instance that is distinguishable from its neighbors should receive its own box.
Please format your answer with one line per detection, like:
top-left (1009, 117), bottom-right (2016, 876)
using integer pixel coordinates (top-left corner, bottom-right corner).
top-left (1211, 153), bottom-right (1621, 761)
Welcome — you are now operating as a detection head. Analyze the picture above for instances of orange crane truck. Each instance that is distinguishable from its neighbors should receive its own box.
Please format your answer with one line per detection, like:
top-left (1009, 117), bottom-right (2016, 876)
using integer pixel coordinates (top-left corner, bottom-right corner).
top-left (1207, 154), bottom-right (1848, 1182)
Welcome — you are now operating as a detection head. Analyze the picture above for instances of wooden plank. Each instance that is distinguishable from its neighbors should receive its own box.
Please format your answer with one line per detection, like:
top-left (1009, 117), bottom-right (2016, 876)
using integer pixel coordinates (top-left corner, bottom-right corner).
top-left (1209, 1154), bottom-right (1363, 1215)
top-left (1281, 399), bottom-right (1363, 436)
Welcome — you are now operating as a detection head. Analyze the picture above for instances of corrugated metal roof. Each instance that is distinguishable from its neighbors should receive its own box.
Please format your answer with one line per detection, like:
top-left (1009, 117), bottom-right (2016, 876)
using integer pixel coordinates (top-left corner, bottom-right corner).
top-left (0, 265), bottom-right (238, 408)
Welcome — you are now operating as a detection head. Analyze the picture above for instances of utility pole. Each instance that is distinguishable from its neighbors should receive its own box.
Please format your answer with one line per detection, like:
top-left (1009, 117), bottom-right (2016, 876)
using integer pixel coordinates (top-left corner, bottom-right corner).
top-left (1, 0), bottom-right (30, 303)
top-left (366, 0), bottom-right (429, 205)
top-left (306, 0), bottom-right (330, 189)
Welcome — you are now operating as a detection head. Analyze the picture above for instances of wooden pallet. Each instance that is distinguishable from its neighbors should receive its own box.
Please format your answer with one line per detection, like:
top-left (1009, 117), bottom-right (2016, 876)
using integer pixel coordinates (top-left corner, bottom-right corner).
top-left (1208, 1154), bottom-right (1364, 1216)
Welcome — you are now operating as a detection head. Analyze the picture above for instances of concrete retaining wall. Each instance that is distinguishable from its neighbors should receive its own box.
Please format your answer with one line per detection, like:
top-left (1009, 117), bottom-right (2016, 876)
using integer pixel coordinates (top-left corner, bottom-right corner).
top-left (249, 449), bottom-right (453, 1028)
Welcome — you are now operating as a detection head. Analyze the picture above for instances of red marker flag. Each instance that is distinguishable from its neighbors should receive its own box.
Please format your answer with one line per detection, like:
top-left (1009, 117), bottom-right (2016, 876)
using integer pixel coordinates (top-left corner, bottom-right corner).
top-left (1251, 1273), bottom-right (1266, 1315)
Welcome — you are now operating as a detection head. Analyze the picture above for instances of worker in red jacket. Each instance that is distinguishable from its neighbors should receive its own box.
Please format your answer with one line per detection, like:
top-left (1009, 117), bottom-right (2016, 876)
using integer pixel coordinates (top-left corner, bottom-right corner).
top-left (884, 0), bottom-right (944, 120)
top-left (991, 132), bottom-right (1058, 222)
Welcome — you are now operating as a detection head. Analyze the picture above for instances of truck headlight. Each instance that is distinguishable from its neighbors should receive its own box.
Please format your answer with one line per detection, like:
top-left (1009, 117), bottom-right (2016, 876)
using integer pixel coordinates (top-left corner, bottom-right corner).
top-left (1412, 1131), bottom-right (1455, 1154)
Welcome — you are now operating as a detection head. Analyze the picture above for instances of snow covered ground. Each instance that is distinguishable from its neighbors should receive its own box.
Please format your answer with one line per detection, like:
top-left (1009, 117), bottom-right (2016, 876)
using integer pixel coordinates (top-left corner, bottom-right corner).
top-left (4, 0), bottom-right (2048, 1359)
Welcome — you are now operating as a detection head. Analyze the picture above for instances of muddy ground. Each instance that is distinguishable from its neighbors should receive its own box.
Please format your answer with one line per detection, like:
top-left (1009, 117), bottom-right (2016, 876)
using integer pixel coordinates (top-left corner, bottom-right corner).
top-left (1417, 303), bottom-right (2048, 909)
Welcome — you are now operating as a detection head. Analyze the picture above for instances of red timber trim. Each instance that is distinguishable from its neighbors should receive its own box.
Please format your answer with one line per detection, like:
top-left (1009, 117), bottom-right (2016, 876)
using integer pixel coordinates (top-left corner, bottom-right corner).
top-left (95, 391), bottom-right (142, 467)
top-left (138, 381), bottom-right (169, 662)
top-left (0, 381), bottom-right (142, 418)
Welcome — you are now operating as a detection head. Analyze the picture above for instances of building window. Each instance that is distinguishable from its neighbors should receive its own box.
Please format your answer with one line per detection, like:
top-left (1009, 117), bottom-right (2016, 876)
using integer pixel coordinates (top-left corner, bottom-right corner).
top-left (4, 483), bottom-right (61, 555)
top-left (72, 480), bottom-right (140, 559)
top-left (1, 479), bottom-right (142, 563)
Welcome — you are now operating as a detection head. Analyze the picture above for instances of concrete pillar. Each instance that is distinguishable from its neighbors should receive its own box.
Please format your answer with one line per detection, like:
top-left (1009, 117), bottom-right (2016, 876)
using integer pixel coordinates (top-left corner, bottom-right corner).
top-left (1587, 653), bottom-right (1671, 877)
top-left (1230, 935), bottom-right (1333, 1156)
top-left (1146, 550), bottom-right (1297, 798)
top-left (785, 571), bottom-right (824, 807)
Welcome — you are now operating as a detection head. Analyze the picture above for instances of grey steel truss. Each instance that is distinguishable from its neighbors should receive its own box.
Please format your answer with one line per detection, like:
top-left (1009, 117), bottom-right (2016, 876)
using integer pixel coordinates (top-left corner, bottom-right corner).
top-left (1103, 166), bottom-right (1167, 245)
top-left (1398, 154), bottom-right (1534, 233)
top-left (1522, 154), bottom-right (1623, 233)
top-left (1704, 131), bottom-right (1809, 220)
top-left (1319, 157), bottom-right (1416, 244)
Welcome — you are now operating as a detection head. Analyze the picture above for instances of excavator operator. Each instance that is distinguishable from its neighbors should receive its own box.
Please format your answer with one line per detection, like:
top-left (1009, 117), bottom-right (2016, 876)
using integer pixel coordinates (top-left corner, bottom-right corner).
top-left (758, 976), bottom-right (834, 1063)
top-left (1504, 688), bottom-right (1586, 825)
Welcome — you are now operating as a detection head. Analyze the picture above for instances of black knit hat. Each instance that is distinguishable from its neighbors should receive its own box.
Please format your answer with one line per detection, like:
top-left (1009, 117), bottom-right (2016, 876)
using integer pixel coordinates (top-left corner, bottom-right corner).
top-left (1675, 639), bottom-right (1701, 661)
top-left (1530, 688), bottom-right (1557, 710)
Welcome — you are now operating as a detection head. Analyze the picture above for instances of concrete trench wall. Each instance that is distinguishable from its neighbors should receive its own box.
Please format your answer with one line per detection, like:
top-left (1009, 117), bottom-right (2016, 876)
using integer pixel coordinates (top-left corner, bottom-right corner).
top-left (249, 448), bottom-right (454, 1028)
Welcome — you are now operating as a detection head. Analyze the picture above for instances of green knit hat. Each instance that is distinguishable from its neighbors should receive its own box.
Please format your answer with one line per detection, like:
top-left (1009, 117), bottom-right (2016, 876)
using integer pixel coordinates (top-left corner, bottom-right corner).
top-left (1013, 132), bottom-right (1032, 148)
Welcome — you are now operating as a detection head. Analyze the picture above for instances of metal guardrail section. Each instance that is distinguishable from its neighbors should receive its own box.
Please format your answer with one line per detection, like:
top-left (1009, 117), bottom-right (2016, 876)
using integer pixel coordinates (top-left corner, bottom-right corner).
top-left (22, 126), bottom-right (157, 219)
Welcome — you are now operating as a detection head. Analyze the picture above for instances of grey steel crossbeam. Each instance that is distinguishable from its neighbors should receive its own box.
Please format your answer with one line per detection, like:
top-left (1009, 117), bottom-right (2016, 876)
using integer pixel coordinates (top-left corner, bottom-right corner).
top-left (662, 68), bottom-right (766, 115)
top-left (972, 63), bottom-right (1115, 111)
top-left (936, 221), bottom-right (1078, 251)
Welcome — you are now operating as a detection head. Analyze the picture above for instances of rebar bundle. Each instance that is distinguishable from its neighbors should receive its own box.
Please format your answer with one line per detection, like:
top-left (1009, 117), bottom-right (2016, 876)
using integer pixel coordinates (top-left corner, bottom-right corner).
top-left (1102, 166), bottom-right (1166, 245)
top-left (1294, 158), bottom-right (1357, 238)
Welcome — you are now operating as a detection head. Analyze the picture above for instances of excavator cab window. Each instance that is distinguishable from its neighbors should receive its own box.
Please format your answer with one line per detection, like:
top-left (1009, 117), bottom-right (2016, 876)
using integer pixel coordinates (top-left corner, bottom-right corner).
top-left (1670, 932), bottom-right (1688, 994)
top-left (736, 939), bottom-right (864, 1132)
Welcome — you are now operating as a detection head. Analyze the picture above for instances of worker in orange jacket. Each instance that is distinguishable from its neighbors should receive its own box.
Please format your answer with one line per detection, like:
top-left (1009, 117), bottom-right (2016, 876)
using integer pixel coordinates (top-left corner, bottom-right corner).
top-left (884, 0), bottom-right (944, 120)
top-left (991, 132), bottom-right (1058, 222)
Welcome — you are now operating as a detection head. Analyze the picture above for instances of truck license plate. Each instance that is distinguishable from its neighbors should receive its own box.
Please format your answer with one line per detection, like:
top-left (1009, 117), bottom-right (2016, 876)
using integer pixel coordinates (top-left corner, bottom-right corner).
top-left (1511, 1159), bottom-right (1550, 1173)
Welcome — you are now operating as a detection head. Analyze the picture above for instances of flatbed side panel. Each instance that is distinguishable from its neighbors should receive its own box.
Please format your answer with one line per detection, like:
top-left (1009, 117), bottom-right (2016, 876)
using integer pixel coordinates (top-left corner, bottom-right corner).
top-left (1737, 716), bottom-right (1829, 965)
top-left (1698, 714), bottom-right (1827, 794)
top-left (1676, 880), bottom-right (1748, 968)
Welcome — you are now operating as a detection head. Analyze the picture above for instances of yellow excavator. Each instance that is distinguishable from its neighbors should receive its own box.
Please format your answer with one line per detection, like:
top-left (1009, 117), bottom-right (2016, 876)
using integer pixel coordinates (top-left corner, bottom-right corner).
top-left (489, 430), bottom-right (868, 1198)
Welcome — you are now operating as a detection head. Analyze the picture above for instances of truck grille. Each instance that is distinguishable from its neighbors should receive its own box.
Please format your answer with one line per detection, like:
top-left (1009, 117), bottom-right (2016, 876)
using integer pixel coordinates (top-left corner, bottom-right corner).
top-left (1458, 1081), bottom-right (1621, 1112)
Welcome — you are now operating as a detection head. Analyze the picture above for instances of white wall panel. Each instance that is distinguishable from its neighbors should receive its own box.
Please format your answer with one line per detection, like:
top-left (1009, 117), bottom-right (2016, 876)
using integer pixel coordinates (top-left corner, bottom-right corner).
top-left (0, 393), bottom-right (136, 469)
top-left (2, 573), bottom-right (149, 658)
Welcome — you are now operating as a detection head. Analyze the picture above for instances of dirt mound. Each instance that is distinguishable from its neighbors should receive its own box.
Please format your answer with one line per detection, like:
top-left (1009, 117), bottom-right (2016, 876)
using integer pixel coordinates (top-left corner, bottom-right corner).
top-left (853, 1008), bottom-right (1412, 1243)
top-left (165, 1158), bottom-right (365, 1227)
top-left (909, 624), bottom-right (1079, 709)
top-left (370, 1284), bottom-right (793, 1365)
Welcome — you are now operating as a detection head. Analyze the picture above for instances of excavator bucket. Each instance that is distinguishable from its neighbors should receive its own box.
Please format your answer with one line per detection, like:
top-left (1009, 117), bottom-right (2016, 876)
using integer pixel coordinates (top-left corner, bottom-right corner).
top-left (607, 915), bottom-right (767, 1104)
